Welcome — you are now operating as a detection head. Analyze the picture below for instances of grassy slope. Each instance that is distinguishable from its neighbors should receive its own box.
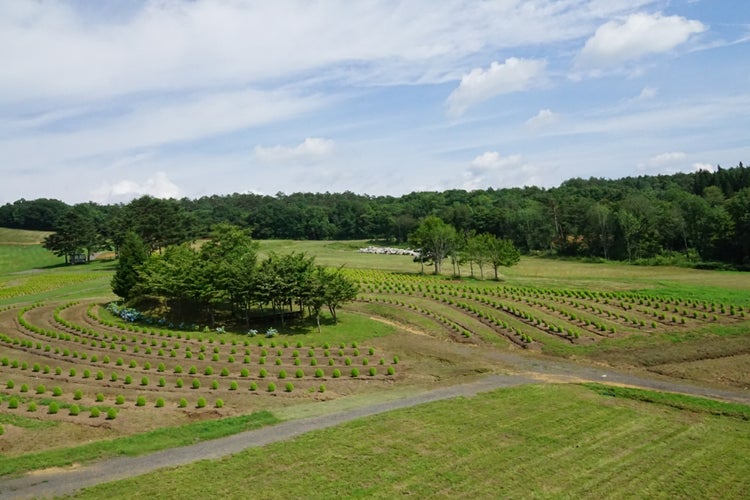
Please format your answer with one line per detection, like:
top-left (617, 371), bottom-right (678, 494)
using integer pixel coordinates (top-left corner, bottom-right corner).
top-left (73, 384), bottom-right (750, 499)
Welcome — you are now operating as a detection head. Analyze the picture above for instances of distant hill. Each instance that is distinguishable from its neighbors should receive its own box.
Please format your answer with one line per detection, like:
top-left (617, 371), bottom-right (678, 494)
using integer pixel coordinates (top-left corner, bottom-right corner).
top-left (0, 227), bottom-right (51, 245)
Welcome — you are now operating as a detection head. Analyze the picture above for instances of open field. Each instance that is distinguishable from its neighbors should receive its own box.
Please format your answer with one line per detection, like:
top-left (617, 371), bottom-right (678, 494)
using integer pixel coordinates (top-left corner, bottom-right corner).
top-left (71, 383), bottom-right (750, 499)
top-left (0, 229), bottom-right (748, 497)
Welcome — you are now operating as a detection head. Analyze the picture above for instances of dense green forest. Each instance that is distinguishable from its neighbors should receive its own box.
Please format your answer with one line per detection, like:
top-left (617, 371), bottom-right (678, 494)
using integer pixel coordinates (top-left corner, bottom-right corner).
top-left (2, 163), bottom-right (749, 267)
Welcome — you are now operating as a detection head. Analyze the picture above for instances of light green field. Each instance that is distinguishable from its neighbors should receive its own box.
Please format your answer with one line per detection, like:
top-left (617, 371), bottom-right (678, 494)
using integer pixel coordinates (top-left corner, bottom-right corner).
top-left (0, 228), bottom-right (748, 497)
top-left (72, 383), bottom-right (750, 499)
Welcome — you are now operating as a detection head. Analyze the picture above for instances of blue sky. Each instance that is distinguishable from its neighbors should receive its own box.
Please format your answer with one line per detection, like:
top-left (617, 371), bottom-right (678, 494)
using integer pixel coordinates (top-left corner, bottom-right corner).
top-left (1, 0), bottom-right (748, 204)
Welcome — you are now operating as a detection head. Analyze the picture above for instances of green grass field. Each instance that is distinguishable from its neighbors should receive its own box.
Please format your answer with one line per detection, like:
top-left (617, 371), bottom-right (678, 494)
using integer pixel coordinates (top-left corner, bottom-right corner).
top-left (0, 228), bottom-right (748, 498)
top-left (72, 383), bottom-right (750, 499)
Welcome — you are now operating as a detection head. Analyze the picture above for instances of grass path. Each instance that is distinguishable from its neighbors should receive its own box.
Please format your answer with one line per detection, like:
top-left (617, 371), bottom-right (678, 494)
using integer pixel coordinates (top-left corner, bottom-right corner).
top-left (1, 353), bottom-right (748, 499)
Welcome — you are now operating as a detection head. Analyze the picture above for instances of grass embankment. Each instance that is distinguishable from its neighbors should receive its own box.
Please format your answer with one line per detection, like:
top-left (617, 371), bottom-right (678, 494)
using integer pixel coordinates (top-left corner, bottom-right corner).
top-left (0, 411), bottom-right (279, 477)
top-left (72, 383), bottom-right (750, 499)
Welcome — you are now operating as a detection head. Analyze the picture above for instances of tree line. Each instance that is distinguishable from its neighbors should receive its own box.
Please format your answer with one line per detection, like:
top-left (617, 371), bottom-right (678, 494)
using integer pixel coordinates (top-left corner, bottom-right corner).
top-left (3, 163), bottom-right (749, 267)
top-left (113, 224), bottom-right (358, 331)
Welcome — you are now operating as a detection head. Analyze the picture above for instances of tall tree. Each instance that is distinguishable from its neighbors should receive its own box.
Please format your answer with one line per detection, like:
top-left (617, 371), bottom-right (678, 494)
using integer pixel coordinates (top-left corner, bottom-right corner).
top-left (408, 216), bottom-right (457, 274)
top-left (487, 236), bottom-right (521, 280)
top-left (111, 231), bottom-right (148, 300)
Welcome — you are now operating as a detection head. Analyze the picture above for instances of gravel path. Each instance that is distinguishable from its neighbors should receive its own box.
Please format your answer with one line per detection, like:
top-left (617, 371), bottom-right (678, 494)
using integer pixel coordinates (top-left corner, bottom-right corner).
top-left (1, 353), bottom-right (748, 499)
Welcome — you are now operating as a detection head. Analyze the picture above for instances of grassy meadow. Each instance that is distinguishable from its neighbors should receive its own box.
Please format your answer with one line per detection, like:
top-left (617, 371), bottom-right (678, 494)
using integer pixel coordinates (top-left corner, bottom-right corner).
top-left (0, 228), bottom-right (748, 498)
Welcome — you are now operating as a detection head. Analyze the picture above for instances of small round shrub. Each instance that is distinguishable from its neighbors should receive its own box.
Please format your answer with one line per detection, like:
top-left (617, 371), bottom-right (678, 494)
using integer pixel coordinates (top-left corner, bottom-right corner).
top-left (8, 397), bottom-right (19, 409)
top-left (285, 382), bottom-right (293, 392)
top-left (275, 358), bottom-right (282, 366)
top-left (192, 378), bottom-right (201, 389)
top-left (136, 396), bottom-right (146, 407)
top-left (20, 383), bottom-right (28, 393)
top-left (124, 375), bottom-right (133, 385)
top-left (278, 370), bottom-right (287, 379)
top-left (215, 398), bottom-right (224, 408)
top-left (318, 384), bottom-right (326, 393)
top-left (259, 368), bottom-right (267, 378)
top-left (344, 357), bottom-right (352, 366)
top-left (5, 380), bottom-right (13, 389)
top-left (89, 407), bottom-right (101, 418)
top-left (176, 378), bottom-right (184, 388)
top-left (110, 372), bottom-right (118, 382)
top-left (178, 398), bottom-right (188, 408)
top-left (240, 368), bottom-right (249, 377)
top-left (220, 367), bottom-right (229, 376)
top-left (48, 402), bottom-right (59, 414)
top-left (69, 368), bottom-right (77, 377)
top-left (69, 405), bottom-right (80, 416)
top-left (27, 401), bottom-right (37, 412)
top-left (96, 371), bottom-right (104, 380)
top-left (155, 398), bottom-right (165, 408)
top-left (249, 381), bottom-right (258, 391)
top-left (36, 384), bottom-right (46, 394)
top-left (332, 369), bottom-right (341, 378)
top-left (211, 380), bottom-right (219, 390)
top-left (369, 367), bottom-right (377, 376)
top-left (350, 368), bottom-right (360, 377)
top-left (314, 368), bottom-right (323, 378)
top-left (204, 366), bottom-right (213, 376)
top-left (115, 395), bottom-right (125, 405)
top-left (141, 376), bottom-right (149, 386)
top-left (158, 377), bottom-right (166, 387)
top-left (96, 392), bottom-right (105, 402)
top-left (362, 358), bottom-right (369, 366)
top-left (106, 408), bottom-right (117, 420)
top-left (229, 381), bottom-right (238, 391)
top-left (189, 366), bottom-right (197, 375)
top-left (73, 389), bottom-right (83, 400)
top-left (196, 397), bottom-right (206, 408)
top-left (387, 366), bottom-right (395, 376)
top-left (295, 369), bottom-right (304, 378)
top-left (267, 382), bottom-right (276, 392)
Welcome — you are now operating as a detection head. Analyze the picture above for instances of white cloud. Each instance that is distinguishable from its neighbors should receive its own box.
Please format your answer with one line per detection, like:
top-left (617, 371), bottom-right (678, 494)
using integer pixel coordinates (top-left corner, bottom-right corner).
top-left (637, 151), bottom-right (690, 174)
top-left (691, 162), bottom-right (715, 172)
top-left (576, 13), bottom-right (706, 71)
top-left (254, 138), bottom-right (335, 163)
top-left (464, 151), bottom-right (541, 189)
top-left (634, 87), bottom-right (658, 101)
top-left (525, 109), bottom-right (559, 129)
top-left (91, 172), bottom-right (183, 203)
top-left (447, 58), bottom-right (547, 116)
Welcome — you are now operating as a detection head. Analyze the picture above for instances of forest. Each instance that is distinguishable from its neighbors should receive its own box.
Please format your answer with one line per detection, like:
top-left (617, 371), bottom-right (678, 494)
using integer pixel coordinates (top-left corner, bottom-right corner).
top-left (1, 163), bottom-right (749, 268)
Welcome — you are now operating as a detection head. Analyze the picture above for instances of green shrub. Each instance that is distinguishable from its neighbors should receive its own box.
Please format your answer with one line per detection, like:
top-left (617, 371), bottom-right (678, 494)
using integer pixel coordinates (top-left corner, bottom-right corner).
top-left (215, 398), bottom-right (224, 408)
top-left (275, 358), bottom-right (282, 366)
top-left (369, 367), bottom-right (377, 376)
top-left (48, 402), bottom-right (59, 414)
top-left (362, 358), bottom-right (369, 366)
top-left (192, 378), bottom-right (201, 389)
top-left (52, 386), bottom-right (63, 397)
top-left (387, 366), bottom-right (395, 376)
top-left (20, 383), bottom-right (28, 393)
top-left (69, 368), bottom-right (76, 377)
top-left (196, 397), bottom-right (206, 408)
top-left (259, 368), bottom-right (267, 378)
top-left (110, 372), bottom-right (118, 382)
top-left (350, 368), bottom-right (360, 377)
top-left (318, 384), bottom-right (326, 393)
top-left (124, 375), bottom-right (133, 385)
top-left (155, 398), bottom-right (165, 408)
top-left (96, 392), bottom-right (105, 402)
top-left (136, 396), bottom-right (146, 407)
top-left (115, 395), bottom-right (125, 405)
top-left (278, 370), bottom-right (287, 379)
top-left (8, 397), bottom-right (19, 409)
top-left (285, 382), bottom-right (293, 392)
top-left (69, 405), bottom-right (80, 416)
top-left (90, 407), bottom-right (101, 418)
top-left (240, 368), bottom-right (249, 377)
top-left (5, 380), bottom-right (13, 389)
top-left (141, 376), bottom-right (149, 386)
top-left (35, 384), bottom-right (46, 394)
top-left (344, 357), bottom-right (352, 366)
top-left (220, 367), bottom-right (229, 376)
top-left (74, 389), bottom-right (83, 400)
top-left (295, 369), bottom-right (304, 378)
top-left (229, 381), bottom-right (238, 391)
top-left (211, 380), bottom-right (219, 390)
top-left (249, 381), bottom-right (258, 391)
top-left (27, 401), bottom-right (37, 412)
top-left (332, 369), bottom-right (341, 378)
top-left (267, 382), bottom-right (276, 392)
top-left (178, 398), bottom-right (188, 408)
top-left (106, 408), bottom-right (117, 420)
top-left (96, 371), bottom-right (104, 380)
top-left (189, 366), bottom-right (197, 375)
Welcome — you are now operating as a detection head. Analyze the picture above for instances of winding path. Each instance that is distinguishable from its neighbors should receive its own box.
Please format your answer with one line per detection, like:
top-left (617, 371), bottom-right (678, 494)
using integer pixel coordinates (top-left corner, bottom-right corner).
top-left (1, 352), bottom-right (748, 499)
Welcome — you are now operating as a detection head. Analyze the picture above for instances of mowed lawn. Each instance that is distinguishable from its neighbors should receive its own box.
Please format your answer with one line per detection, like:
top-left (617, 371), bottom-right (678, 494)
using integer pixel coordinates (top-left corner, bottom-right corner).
top-left (73, 384), bottom-right (750, 499)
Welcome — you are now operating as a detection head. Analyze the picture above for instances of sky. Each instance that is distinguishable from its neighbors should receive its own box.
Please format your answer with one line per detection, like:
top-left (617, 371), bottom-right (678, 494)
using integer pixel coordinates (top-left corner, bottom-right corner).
top-left (1, 0), bottom-right (749, 205)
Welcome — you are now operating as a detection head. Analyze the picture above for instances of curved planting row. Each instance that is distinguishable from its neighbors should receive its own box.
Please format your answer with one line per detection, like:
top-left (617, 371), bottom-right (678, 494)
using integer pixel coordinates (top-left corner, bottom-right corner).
top-left (0, 301), bottom-right (401, 423)
top-left (351, 270), bottom-right (748, 349)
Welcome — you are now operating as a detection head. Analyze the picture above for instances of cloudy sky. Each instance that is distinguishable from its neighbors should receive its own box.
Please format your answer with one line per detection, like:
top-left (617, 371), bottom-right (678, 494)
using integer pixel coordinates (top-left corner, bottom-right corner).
top-left (1, 0), bottom-right (748, 204)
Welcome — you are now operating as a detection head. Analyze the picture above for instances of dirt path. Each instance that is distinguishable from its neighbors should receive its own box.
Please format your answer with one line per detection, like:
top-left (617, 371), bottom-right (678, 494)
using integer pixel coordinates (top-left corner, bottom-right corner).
top-left (1, 346), bottom-right (749, 499)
